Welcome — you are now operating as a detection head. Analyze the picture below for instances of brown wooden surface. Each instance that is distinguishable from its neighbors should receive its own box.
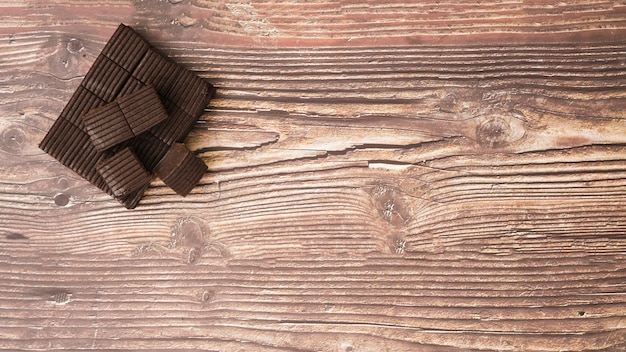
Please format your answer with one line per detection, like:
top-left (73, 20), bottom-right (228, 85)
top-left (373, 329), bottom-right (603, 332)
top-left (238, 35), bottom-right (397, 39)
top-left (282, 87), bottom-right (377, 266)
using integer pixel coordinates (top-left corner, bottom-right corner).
top-left (2, 1), bottom-right (626, 351)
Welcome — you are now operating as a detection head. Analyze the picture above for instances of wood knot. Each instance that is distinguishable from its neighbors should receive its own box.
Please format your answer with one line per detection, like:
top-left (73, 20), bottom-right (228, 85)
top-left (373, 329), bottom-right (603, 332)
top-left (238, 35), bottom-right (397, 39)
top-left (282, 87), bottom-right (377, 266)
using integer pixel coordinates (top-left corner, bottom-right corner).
top-left (171, 217), bottom-right (208, 264)
top-left (56, 177), bottom-right (70, 190)
top-left (435, 93), bottom-right (459, 113)
top-left (477, 117), bottom-right (511, 148)
top-left (1, 127), bottom-right (26, 153)
top-left (66, 38), bottom-right (83, 53)
top-left (5, 233), bottom-right (28, 240)
top-left (387, 233), bottom-right (407, 255)
top-left (370, 185), bottom-right (411, 227)
top-left (54, 193), bottom-right (70, 206)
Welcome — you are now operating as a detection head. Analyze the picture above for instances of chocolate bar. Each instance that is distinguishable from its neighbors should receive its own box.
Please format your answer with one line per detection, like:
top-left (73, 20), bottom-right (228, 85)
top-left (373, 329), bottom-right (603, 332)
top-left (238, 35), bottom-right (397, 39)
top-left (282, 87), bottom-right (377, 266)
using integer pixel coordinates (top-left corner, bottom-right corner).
top-left (153, 143), bottom-right (207, 197)
top-left (39, 23), bottom-right (213, 208)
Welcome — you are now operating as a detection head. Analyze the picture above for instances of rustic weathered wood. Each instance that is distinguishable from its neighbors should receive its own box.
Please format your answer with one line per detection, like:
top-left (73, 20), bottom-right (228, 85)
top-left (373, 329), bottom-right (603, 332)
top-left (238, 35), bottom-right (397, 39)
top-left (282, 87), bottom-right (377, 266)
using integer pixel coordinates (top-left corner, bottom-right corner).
top-left (1, 1), bottom-right (626, 351)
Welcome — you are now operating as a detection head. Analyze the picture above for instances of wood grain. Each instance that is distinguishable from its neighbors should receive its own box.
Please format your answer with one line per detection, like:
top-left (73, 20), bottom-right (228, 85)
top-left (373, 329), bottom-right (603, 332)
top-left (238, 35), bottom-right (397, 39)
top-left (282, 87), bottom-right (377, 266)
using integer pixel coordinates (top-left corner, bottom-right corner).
top-left (1, 0), bottom-right (626, 351)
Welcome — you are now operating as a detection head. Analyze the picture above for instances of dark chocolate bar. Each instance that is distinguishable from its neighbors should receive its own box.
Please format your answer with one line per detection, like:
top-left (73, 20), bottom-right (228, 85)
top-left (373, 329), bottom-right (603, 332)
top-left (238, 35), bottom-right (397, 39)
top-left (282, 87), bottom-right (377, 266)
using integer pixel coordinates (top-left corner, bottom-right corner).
top-left (153, 143), bottom-right (207, 197)
top-left (97, 147), bottom-right (151, 198)
top-left (39, 23), bottom-right (214, 208)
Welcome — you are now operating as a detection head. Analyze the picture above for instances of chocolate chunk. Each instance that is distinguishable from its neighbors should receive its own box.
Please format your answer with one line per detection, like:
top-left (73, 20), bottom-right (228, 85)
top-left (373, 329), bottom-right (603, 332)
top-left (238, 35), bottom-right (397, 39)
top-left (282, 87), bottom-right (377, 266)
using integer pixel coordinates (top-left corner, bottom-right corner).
top-left (116, 85), bottom-right (168, 136)
top-left (83, 85), bottom-right (168, 152)
top-left (82, 55), bottom-right (130, 102)
top-left (82, 102), bottom-right (134, 152)
top-left (101, 24), bottom-right (150, 72)
top-left (96, 147), bottom-right (151, 198)
top-left (166, 69), bottom-right (211, 116)
top-left (153, 143), bottom-right (207, 196)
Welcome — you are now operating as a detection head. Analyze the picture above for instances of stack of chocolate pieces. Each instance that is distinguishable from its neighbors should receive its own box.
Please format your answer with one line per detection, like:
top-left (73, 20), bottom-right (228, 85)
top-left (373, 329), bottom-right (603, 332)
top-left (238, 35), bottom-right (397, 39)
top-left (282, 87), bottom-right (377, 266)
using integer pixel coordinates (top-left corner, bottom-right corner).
top-left (39, 24), bottom-right (214, 208)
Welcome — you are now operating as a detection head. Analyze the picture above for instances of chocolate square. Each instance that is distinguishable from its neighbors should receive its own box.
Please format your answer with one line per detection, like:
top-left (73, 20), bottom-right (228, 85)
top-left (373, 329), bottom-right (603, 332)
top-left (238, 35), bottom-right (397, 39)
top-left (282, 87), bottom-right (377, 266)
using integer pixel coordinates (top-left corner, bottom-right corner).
top-left (116, 85), bottom-right (168, 136)
top-left (97, 147), bottom-right (151, 198)
top-left (153, 143), bottom-right (207, 197)
top-left (101, 24), bottom-right (150, 72)
top-left (131, 132), bottom-right (171, 171)
top-left (151, 99), bottom-right (197, 145)
top-left (81, 55), bottom-right (130, 103)
top-left (83, 102), bottom-right (134, 152)
top-left (60, 86), bottom-right (106, 129)
top-left (132, 50), bottom-right (180, 94)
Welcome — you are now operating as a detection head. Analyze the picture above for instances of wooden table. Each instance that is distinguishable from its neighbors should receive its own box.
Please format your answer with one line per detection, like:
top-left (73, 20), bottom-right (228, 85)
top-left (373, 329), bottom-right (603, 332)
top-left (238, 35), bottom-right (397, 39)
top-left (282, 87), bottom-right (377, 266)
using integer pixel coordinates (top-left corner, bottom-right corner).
top-left (2, 1), bottom-right (626, 350)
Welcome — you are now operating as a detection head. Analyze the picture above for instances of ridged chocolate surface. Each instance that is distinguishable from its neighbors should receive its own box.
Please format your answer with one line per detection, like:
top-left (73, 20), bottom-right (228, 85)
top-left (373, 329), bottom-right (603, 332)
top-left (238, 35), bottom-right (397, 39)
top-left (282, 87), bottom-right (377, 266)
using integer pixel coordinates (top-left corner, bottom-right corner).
top-left (82, 55), bottom-right (130, 103)
top-left (101, 24), bottom-right (150, 72)
top-left (152, 99), bottom-right (196, 145)
top-left (117, 85), bottom-right (167, 136)
top-left (131, 133), bottom-right (171, 171)
top-left (153, 143), bottom-right (207, 197)
top-left (83, 102), bottom-right (133, 152)
top-left (97, 147), bottom-right (151, 198)
top-left (60, 86), bottom-right (106, 129)
top-left (39, 23), bottom-right (213, 208)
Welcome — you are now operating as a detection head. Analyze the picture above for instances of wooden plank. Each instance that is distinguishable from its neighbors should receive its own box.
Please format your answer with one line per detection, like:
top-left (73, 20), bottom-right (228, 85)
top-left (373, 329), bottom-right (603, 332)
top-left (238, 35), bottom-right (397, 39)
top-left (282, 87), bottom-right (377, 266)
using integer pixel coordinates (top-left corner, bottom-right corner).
top-left (1, 0), bottom-right (626, 350)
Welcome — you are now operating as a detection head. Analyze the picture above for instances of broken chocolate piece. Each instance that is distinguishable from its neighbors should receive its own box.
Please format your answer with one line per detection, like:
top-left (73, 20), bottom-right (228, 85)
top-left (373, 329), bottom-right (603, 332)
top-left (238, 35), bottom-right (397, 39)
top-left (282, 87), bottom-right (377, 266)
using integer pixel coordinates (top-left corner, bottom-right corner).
top-left (116, 85), bottom-right (168, 135)
top-left (154, 143), bottom-right (207, 197)
top-left (97, 147), bottom-right (151, 198)
top-left (83, 85), bottom-right (168, 152)
top-left (83, 102), bottom-right (133, 152)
